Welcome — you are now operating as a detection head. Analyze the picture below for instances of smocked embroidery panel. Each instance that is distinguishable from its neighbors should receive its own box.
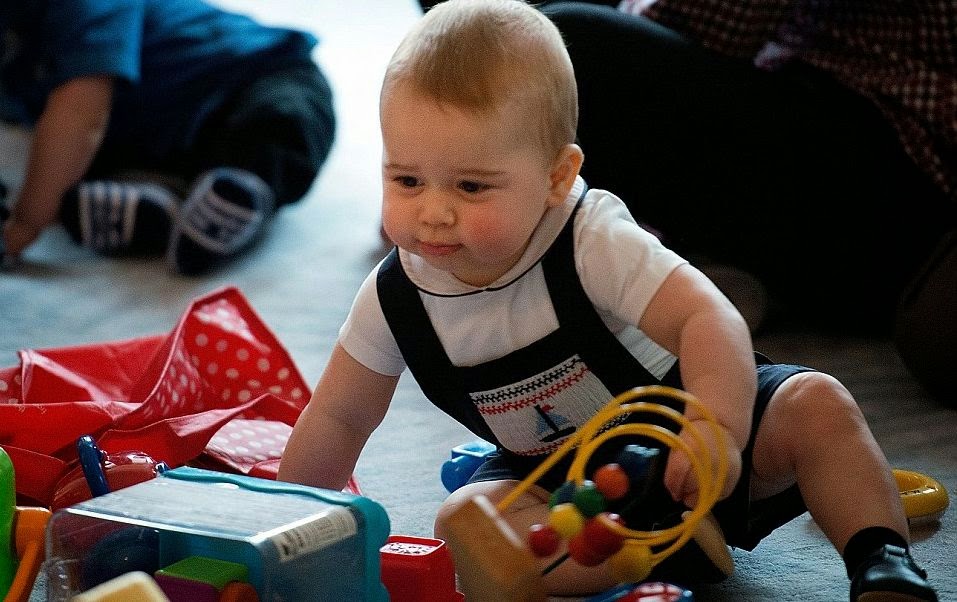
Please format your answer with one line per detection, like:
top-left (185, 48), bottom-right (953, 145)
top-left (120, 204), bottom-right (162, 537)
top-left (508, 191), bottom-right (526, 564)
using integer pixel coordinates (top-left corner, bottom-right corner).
top-left (469, 355), bottom-right (621, 456)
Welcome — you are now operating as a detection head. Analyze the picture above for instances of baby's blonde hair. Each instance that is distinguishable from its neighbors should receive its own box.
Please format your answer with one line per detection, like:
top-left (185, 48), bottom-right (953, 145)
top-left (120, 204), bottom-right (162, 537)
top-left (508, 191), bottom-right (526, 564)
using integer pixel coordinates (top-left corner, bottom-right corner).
top-left (382, 0), bottom-right (578, 163)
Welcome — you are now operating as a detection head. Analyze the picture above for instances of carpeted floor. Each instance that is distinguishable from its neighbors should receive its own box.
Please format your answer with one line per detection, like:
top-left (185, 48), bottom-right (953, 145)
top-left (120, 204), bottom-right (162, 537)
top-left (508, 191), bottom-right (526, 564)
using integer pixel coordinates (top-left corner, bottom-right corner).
top-left (3, 1), bottom-right (955, 600)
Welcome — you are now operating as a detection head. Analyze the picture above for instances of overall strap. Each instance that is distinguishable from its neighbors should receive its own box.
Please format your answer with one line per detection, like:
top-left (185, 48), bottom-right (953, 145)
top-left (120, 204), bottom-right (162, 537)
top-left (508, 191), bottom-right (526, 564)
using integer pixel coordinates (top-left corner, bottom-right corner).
top-left (541, 192), bottom-right (665, 395)
top-left (375, 250), bottom-right (500, 444)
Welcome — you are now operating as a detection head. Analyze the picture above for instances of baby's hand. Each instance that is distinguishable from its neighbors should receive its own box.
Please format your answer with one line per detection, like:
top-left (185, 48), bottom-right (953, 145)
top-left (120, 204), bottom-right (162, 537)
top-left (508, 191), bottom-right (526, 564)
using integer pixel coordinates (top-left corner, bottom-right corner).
top-left (662, 419), bottom-right (742, 508)
top-left (1, 215), bottom-right (39, 264)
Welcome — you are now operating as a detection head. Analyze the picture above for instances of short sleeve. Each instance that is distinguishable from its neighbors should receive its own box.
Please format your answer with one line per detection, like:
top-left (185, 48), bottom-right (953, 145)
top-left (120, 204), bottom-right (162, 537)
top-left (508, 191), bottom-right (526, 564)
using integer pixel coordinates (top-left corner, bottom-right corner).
top-left (43, 0), bottom-right (146, 87)
top-left (338, 267), bottom-right (407, 377)
top-left (574, 190), bottom-right (688, 325)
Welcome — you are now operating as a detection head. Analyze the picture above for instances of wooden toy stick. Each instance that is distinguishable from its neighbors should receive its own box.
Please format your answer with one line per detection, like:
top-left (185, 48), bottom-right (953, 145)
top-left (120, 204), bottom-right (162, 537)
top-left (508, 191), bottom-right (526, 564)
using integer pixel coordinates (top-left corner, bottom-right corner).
top-left (441, 495), bottom-right (546, 602)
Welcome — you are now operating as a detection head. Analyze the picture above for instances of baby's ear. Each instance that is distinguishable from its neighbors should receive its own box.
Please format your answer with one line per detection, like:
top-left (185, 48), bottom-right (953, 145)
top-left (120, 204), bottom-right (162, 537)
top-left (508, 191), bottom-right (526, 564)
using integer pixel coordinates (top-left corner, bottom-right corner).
top-left (547, 144), bottom-right (584, 207)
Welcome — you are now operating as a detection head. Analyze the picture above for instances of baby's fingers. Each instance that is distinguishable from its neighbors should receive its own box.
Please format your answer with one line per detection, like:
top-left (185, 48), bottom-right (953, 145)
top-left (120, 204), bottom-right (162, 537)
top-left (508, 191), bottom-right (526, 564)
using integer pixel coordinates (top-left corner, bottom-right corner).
top-left (663, 450), bottom-right (699, 508)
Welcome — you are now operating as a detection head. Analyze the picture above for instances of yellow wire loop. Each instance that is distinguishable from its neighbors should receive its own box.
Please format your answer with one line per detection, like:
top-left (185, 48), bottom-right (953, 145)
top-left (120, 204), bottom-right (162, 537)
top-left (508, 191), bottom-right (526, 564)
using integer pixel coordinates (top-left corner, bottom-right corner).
top-left (496, 385), bottom-right (729, 570)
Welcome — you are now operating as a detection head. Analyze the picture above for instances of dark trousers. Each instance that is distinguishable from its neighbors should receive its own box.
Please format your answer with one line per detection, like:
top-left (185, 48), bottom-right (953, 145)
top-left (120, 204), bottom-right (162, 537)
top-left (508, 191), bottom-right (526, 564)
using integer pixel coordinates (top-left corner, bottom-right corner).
top-left (90, 63), bottom-right (336, 207)
top-left (540, 2), bottom-right (957, 403)
top-left (543, 2), bottom-right (952, 325)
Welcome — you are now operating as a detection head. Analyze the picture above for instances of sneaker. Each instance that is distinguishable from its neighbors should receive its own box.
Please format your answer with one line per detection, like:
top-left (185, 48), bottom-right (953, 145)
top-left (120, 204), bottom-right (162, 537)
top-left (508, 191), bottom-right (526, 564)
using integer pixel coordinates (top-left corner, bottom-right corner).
top-left (60, 181), bottom-right (178, 255)
top-left (167, 168), bottom-right (274, 275)
top-left (850, 545), bottom-right (937, 601)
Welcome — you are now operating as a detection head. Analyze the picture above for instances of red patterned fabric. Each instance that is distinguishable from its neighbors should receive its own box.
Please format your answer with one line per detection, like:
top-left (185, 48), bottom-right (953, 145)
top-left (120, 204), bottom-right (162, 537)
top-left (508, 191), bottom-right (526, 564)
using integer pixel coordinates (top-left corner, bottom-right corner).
top-left (0, 286), bottom-right (359, 505)
top-left (620, 0), bottom-right (957, 200)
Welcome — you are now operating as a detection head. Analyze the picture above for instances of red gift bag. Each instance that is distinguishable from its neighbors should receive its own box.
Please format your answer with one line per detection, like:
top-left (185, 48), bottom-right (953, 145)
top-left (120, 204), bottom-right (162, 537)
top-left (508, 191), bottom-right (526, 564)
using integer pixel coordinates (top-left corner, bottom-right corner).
top-left (0, 286), bottom-right (358, 506)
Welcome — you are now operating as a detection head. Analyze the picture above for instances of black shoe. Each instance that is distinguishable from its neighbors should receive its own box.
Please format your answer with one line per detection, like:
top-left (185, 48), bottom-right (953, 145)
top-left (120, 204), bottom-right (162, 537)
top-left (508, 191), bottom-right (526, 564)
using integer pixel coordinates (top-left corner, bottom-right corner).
top-left (167, 168), bottom-right (274, 275)
top-left (60, 181), bottom-right (178, 255)
top-left (850, 545), bottom-right (937, 601)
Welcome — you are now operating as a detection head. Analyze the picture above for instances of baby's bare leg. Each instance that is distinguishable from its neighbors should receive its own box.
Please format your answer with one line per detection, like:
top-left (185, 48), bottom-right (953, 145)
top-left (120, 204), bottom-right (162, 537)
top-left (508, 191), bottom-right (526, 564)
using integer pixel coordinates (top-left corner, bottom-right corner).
top-left (748, 371), bottom-right (939, 600)
top-left (749, 371), bottom-right (907, 552)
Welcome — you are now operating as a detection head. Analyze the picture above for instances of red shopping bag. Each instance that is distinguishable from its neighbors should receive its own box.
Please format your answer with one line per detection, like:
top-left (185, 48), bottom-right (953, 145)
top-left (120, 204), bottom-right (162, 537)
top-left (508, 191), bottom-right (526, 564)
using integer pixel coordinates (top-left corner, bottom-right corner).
top-left (0, 286), bottom-right (358, 506)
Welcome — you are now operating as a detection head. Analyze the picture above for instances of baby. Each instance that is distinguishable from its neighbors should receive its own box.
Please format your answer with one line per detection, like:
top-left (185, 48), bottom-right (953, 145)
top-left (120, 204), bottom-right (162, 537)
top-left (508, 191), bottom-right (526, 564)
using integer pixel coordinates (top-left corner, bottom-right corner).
top-left (278, 1), bottom-right (936, 598)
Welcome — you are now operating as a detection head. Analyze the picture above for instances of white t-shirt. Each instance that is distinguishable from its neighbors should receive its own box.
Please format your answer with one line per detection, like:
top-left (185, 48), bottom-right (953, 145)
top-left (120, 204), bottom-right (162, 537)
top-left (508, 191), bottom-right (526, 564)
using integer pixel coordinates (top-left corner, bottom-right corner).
top-left (339, 177), bottom-right (686, 380)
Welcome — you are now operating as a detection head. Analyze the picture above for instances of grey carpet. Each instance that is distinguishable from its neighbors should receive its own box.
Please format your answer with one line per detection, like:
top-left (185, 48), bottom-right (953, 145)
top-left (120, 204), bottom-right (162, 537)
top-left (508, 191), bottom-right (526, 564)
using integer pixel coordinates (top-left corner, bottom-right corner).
top-left (3, 1), bottom-right (954, 600)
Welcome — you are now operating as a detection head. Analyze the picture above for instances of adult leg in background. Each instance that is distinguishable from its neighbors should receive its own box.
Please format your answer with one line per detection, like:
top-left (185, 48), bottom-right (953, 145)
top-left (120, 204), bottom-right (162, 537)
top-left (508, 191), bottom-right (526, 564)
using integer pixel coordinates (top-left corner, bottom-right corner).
top-left (165, 63), bottom-right (337, 274)
top-left (541, 2), bottom-right (953, 334)
top-left (189, 63), bottom-right (336, 208)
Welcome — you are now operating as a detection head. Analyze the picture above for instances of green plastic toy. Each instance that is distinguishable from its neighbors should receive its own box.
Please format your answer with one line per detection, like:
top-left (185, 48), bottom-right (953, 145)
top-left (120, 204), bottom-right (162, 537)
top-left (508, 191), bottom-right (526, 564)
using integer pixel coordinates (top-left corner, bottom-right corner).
top-left (1, 446), bottom-right (17, 595)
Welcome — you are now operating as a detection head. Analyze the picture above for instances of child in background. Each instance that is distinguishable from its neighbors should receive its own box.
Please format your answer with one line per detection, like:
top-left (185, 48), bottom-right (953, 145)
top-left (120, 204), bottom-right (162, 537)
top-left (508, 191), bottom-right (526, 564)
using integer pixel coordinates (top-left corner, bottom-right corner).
top-left (0, 0), bottom-right (335, 274)
top-left (277, 0), bottom-right (936, 598)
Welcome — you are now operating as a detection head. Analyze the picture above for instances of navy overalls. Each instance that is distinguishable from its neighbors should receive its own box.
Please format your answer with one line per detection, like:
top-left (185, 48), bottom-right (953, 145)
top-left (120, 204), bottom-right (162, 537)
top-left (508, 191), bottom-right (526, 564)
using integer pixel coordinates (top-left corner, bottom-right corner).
top-left (376, 197), bottom-right (808, 554)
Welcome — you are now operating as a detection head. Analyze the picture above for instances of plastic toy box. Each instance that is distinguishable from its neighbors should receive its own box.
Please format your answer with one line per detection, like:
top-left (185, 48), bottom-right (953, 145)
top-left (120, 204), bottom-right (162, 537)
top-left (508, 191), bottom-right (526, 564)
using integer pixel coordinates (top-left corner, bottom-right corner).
top-left (41, 467), bottom-right (390, 601)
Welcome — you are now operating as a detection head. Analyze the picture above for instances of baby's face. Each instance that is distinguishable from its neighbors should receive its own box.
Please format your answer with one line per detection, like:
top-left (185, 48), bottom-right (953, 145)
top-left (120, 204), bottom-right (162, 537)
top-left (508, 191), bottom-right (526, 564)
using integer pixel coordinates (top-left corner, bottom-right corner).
top-left (380, 84), bottom-right (560, 288)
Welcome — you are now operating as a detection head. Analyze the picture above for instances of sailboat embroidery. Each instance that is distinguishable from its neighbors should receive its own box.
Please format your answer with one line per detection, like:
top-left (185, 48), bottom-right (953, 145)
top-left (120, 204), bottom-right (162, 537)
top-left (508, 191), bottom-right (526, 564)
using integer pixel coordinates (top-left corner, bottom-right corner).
top-left (535, 403), bottom-right (576, 442)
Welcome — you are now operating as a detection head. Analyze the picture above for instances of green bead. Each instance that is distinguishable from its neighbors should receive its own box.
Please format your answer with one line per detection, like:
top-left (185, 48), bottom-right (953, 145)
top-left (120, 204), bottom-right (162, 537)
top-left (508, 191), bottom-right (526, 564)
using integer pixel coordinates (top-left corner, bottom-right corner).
top-left (548, 480), bottom-right (576, 508)
top-left (572, 480), bottom-right (606, 517)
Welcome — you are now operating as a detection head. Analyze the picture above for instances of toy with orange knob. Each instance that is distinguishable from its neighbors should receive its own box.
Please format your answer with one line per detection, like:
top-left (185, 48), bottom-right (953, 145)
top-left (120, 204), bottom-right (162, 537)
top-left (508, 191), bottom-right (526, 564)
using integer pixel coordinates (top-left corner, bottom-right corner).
top-left (440, 385), bottom-right (731, 601)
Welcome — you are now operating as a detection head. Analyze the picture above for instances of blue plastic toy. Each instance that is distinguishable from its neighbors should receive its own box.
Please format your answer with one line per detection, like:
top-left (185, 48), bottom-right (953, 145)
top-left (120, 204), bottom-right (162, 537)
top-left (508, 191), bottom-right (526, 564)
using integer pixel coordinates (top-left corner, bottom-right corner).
top-left (440, 440), bottom-right (496, 493)
top-left (77, 436), bottom-right (112, 498)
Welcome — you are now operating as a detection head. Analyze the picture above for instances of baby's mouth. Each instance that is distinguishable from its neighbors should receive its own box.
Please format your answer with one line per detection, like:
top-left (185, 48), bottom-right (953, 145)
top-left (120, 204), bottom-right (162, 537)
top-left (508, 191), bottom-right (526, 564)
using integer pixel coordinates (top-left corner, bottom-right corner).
top-left (418, 241), bottom-right (461, 257)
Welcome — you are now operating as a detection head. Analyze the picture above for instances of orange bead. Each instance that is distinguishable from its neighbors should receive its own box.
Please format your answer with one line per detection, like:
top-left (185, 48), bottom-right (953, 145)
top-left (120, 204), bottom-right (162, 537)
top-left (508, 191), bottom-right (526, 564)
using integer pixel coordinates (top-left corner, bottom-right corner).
top-left (594, 463), bottom-right (630, 500)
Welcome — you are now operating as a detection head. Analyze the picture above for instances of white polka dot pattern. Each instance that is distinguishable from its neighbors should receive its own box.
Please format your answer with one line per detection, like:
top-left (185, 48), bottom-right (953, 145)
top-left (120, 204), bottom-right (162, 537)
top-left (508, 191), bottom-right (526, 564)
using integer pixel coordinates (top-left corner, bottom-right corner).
top-left (206, 419), bottom-right (293, 469)
top-left (0, 289), bottom-right (311, 479)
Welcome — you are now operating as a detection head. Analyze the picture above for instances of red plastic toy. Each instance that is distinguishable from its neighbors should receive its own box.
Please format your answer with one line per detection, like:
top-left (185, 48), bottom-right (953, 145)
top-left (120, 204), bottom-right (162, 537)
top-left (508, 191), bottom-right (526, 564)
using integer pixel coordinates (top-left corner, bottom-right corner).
top-left (50, 438), bottom-right (167, 511)
top-left (379, 535), bottom-right (464, 602)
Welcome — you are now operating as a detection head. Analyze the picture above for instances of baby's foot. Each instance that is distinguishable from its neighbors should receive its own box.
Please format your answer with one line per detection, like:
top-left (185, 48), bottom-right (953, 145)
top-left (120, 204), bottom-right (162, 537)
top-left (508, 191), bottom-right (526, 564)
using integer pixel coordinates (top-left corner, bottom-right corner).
top-left (167, 168), bottom-right (274, 275)
top-left (61, 181), bottom-right (178, 255)
top-left (850, 544), bottom-right (937, 601)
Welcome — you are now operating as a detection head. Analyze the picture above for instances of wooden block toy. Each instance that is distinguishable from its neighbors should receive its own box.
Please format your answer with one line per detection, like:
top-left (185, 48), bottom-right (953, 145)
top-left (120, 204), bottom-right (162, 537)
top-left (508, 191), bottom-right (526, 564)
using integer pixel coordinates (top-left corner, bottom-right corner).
top-left (441, 495), bottom-right (546, 602)
top-left (70, 571), bottom-right (170, 602)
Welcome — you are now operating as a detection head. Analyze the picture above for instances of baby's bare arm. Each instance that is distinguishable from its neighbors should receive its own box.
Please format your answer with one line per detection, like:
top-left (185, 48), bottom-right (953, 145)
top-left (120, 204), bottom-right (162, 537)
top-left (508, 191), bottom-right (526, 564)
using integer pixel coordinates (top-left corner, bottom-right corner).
top-left (278, 343), bottom-right (399, 491)
top-left (639, 263), bottom-right (757, 503)
top-left (3, 76), bottom-right (113, 256)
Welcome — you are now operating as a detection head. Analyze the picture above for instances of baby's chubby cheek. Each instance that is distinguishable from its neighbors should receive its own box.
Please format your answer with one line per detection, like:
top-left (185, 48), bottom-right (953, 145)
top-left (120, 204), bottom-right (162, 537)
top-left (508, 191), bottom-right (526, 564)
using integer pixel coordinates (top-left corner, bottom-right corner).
top-left (461, 214), bottom-right (514, 253)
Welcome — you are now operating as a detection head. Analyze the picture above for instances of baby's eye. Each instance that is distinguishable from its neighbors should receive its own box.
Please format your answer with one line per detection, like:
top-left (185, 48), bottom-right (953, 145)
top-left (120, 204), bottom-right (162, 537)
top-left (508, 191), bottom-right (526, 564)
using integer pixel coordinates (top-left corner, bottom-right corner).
top-left (395, 175), bottom-right (420, 188)
top-left (459, 180), bottom-right (487, 194)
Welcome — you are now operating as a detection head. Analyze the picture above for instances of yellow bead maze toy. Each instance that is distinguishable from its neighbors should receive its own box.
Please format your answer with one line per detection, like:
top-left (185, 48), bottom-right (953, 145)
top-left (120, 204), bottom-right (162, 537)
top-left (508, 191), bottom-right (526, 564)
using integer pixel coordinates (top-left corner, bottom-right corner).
top-left (441, 385), bottom-right (732, 602)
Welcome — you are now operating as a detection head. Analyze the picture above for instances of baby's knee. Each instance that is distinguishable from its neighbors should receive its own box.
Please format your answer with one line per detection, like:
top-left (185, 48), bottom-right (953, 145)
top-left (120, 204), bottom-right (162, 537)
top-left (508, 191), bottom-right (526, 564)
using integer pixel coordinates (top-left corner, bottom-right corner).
top-left (772, 371), bottom-right (864, 437)
top-left (433, 480), bottom-right (545, 540)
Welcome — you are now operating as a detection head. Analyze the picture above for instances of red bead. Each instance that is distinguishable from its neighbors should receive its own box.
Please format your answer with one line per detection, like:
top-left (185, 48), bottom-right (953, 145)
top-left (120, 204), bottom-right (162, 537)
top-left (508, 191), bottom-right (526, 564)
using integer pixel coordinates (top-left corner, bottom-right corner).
top-left (527, 523), bottom-right (561, 557)
top-left (594, 463), bottom-right (630, 500)
top-left (567, 532), bottom-right (608, 567)
top-left (581, 513), bottom-right (625, 556)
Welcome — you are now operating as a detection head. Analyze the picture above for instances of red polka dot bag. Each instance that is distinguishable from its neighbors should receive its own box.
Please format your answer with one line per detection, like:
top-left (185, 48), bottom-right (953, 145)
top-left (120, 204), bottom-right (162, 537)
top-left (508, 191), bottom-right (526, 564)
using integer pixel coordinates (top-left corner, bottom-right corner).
top-left (0, 286), bottom-right (359, 506)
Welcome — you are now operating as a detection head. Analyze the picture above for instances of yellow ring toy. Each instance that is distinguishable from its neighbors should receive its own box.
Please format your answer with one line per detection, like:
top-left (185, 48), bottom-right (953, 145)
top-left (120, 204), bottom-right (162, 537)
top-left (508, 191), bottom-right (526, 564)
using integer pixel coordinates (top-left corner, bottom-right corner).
top-left (894, 469), bottom-right (949, 522)
top-left (497, 385), bottom-right (729, 579)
